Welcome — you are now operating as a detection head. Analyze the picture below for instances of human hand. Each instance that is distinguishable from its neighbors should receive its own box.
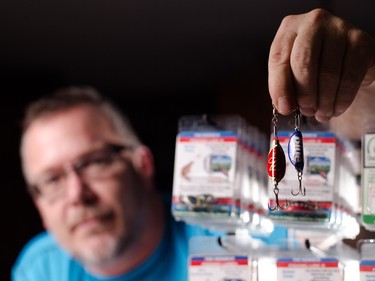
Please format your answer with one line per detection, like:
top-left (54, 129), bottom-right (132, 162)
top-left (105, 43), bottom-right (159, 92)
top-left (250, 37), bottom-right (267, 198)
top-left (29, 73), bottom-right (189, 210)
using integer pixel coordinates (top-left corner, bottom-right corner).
top-left (268, 8), bottom-right (375, 122)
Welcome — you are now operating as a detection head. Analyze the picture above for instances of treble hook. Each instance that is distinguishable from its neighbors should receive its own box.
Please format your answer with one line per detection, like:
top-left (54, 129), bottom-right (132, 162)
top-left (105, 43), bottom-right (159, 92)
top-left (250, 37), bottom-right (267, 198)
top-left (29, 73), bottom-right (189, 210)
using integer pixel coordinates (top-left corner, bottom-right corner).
top-left (268, 184), bottom-right (288, 211)
top-left (291, 171), bottom-right (306, 196)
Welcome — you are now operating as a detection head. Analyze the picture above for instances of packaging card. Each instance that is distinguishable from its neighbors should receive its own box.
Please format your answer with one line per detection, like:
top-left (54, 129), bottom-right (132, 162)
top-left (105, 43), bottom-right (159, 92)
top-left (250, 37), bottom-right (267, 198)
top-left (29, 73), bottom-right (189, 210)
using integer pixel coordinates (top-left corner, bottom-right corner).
top-left (362, 133), bottom-right (375, 227)
top-left (277, 258), bottom-right (342, 281)
top-left (172, 131), bottom-right (238, 217)
top-left (268, 132), bottom-right (336, 222)
top-left (189, 255), bottom-right (252, 281)
top-left (360, 260), bottom-right (375, 281)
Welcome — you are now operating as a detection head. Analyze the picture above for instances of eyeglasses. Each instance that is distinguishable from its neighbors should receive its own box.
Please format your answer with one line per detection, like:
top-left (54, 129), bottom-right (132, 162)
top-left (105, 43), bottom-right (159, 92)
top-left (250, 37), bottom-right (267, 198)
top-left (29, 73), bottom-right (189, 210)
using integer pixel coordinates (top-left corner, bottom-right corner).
top-left (30, 144), bottom-right (132, 201)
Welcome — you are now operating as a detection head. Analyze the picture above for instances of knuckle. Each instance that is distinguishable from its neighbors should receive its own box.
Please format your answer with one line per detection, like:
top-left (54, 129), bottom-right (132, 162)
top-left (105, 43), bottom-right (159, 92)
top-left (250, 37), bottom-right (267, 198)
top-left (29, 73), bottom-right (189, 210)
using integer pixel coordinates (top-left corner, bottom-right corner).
top-left (334, 18), bottom-right (348, 33)
top-left (291, 49), bottom-right (314, 78)
top-left (340, 74), bottom-right (361, 92)
top-left (268, 49), bottom-right (289, 66)
top-left (280, 14), bottom-right (297, 29)
top-left (308, 9), bottom-right (346, 33)
top-left (339, 92), bottom-right (355, 105)
top-left (349, 29), bottom-right (373, 54)
top-left (320, 70), bottom-right (339, 83)
top-left (350, 29), bottom-right (365, 44)
top-left (307, 8), bottom-right (331, 24)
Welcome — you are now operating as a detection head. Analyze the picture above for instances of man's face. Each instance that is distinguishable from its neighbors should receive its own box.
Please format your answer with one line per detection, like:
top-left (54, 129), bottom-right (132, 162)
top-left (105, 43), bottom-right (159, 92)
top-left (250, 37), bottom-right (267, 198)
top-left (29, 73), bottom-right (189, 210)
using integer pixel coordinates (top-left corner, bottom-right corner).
top-left (21, 105), bottom-right (145, 266)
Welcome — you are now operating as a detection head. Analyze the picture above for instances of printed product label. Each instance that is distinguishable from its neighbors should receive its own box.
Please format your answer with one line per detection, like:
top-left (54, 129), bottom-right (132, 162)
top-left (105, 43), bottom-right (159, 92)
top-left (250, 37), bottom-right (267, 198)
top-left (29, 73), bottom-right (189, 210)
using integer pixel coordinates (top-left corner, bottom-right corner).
top-left (277, 258), bottom-right (341, 281)
top-left (362, 168), bottom-right (375, 223)
top-left (268, 132), bottom-right (336, 222)
top-left (360, 260), bottom-right (375, 281)
top-left (362, 134), bottom-right (375, 225)
top-left (364, 134), bottom-right (375, 167)
top-left (172, 131), bottom-right (238, 216)
top-left (189, 255), bottom-right (252, 281)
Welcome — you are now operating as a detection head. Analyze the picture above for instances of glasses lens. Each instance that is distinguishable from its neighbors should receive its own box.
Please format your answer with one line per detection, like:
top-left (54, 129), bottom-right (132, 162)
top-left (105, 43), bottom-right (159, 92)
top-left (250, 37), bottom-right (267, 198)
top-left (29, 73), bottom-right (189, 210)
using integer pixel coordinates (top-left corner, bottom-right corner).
top-left (80, 150), bottom-right (121, 179)
top-left (33, 145), bottom-right (126, 200)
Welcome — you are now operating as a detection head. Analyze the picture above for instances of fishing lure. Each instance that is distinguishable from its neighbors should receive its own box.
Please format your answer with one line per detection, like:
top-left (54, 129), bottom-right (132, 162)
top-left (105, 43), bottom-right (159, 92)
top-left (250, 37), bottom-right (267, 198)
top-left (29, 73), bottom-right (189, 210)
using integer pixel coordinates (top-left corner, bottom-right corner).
top-left (288, 110), bottom-right (306, 196)
top-left (268, 106), bottom-right (288, 211)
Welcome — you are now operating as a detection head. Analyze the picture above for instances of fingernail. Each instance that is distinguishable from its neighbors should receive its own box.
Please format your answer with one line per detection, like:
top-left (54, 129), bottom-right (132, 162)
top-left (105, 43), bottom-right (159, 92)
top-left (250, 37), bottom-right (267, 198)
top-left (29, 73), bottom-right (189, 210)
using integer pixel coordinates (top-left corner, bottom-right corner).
top-left (316, 113), bottom-right (332, 123)
top-left (277, 97), bottom-right (293, 114)
top-left (333, 109), bottom-right (345, 117)
top-left (300, 107), bottom-right (317, 117)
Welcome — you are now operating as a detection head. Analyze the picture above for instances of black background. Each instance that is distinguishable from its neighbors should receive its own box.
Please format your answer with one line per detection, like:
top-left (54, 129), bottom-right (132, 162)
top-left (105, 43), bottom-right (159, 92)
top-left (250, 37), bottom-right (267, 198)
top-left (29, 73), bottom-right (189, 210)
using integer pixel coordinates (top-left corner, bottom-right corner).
top-left (1, 0), bottom-right (375, 279)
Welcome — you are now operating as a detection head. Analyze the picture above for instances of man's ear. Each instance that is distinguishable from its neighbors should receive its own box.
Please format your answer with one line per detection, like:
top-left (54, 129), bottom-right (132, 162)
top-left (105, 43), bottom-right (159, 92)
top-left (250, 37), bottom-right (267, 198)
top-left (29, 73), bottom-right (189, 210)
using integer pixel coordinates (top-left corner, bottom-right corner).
top-left (131, 145), bottom-right (155, 184)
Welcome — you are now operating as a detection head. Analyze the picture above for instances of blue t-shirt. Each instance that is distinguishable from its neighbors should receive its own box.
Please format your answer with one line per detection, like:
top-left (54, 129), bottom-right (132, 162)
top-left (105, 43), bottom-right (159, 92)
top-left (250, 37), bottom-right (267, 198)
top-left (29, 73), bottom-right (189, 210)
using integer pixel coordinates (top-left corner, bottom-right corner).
top-left (12, 211), bottom-right (216, 281)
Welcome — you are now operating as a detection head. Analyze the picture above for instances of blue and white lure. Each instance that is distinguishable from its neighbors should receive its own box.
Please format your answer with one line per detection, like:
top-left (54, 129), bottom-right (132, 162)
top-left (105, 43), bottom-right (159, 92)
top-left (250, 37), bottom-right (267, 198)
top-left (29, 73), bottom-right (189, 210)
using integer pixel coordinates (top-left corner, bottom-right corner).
top-left (288, 110), bottom-right (306, 196)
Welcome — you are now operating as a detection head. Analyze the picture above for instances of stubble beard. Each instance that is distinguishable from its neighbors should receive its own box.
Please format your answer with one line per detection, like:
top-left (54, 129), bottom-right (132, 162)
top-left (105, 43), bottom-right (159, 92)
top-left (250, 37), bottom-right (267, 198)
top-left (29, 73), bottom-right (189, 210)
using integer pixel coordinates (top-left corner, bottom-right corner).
top-left (75, 225), bottom-right (136, 267)
top-left (68, 206), bottom-right (138, 268)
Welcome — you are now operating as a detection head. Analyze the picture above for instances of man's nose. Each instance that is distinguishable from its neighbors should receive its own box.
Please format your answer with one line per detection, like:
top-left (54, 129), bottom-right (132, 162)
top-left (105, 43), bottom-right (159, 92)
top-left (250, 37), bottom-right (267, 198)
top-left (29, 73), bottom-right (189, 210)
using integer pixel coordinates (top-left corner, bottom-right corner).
top-left (65, 170), bottom-right (97, 204)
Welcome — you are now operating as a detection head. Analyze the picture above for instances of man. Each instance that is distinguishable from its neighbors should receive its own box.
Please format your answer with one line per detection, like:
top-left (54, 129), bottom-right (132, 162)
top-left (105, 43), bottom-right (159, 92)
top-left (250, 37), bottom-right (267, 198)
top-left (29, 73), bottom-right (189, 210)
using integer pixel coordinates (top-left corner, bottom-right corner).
top-left (12, 87), bottom-right (214, 280)
top-left (12, 8), bottom-right (375, 281)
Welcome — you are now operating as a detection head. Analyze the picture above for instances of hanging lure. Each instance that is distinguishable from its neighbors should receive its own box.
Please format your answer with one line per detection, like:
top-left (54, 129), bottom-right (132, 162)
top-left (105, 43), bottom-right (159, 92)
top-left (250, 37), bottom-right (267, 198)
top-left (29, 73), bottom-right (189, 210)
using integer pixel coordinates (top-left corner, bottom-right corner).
top-left (268, 106), bottom-right (288, 211)
top-left (288, 109), bottom-right (306, 196)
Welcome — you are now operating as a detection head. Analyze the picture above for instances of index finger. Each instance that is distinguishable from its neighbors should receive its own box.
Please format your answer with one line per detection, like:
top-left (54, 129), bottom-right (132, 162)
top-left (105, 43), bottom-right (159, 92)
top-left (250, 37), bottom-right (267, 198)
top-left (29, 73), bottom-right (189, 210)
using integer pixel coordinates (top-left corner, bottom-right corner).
top-left (268, 18), bottom-right (298, 115)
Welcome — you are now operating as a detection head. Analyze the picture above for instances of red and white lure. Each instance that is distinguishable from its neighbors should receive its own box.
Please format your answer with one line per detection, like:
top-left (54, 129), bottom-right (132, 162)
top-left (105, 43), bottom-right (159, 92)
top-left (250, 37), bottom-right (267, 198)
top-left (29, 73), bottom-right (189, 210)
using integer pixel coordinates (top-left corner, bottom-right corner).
top-left (288, 110), bottom-right (306, 196)
top-left (267, 106), bottom-right (288, 211)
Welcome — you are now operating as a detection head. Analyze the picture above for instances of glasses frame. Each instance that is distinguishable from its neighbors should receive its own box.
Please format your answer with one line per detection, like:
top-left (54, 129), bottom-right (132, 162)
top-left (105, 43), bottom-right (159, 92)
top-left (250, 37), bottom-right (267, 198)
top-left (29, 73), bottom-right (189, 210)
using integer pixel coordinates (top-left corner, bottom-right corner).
top-left (28, 143), bottom-right (134, 199)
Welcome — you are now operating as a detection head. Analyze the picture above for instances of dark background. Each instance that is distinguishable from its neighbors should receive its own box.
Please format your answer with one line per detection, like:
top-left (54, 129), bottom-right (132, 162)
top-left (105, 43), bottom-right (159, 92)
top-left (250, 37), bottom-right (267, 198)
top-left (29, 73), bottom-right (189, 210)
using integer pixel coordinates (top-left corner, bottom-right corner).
top-left (1, 0), bottom-right (375, 279)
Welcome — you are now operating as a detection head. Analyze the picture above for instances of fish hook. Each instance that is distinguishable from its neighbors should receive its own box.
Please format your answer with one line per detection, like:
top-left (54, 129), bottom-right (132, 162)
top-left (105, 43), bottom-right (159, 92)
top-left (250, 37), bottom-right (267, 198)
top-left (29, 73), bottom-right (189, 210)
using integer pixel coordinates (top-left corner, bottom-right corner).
top-left (288, 110), bottom-right (306, 197)
top-left (268, 184), bottom-right (289, 211)
top-left (291, 171), bottom-right (306, 196)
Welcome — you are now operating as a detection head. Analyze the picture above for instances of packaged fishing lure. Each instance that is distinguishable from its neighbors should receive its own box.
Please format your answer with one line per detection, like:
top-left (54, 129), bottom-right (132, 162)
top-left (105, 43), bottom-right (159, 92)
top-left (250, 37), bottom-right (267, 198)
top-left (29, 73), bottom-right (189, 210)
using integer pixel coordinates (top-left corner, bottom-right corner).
top-left (238, 125), bottom-right (257, 226)
top-left (276, 257), bottom-right (344, 281)
top-left (187, 234), bottom-right (359, 280)
top-left (172, 114), bottom-right (246, 228)
top-left (258, 233), bottom-right (352, 281)
top-left (172, 114), bottom-right (272, 233)
top-left (239, 125), bottom-right (271, 234)
top-left (188, 236), bottom-right (256, 281)
top-left (271, 231), bottom-right (359, 281)
top-left (334, 138), bottom-right (361, 238)
top-left (361, 132), bottom-right (375, 231)
top-left (358, 239), bottom-right (375, 281)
